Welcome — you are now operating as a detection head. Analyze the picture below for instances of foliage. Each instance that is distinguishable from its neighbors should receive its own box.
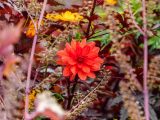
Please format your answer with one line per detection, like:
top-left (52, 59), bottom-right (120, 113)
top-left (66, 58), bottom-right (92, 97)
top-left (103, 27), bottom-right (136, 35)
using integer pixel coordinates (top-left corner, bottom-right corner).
top-left (148, 30), bottom-right (160, 50)
top-left (0, 0), bottom-right (160, 120)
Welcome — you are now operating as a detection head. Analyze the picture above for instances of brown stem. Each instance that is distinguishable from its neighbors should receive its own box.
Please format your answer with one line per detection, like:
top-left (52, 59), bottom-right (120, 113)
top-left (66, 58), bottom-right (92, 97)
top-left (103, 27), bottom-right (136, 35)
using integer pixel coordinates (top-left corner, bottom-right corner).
top-left (142, 0), bottom-right (149, 120)
top-left (66, 78), bottom-right (71, 109)
top-left (86, 0), bottom-right (96, 39)
top-left (67, 76), bottom-right (78, 109)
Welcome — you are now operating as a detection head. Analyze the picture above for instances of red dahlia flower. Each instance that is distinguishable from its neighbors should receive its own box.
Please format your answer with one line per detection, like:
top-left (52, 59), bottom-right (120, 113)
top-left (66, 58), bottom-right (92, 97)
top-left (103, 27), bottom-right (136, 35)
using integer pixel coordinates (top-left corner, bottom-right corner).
top-left (57, 39), bottom-right (103, 80)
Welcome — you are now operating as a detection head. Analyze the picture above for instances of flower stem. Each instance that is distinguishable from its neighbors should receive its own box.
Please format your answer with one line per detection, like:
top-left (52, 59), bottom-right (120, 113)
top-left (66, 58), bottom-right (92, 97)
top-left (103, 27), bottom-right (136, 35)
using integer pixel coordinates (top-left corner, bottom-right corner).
top-left (86, 0), bottom-right (96, 39)
top-left (142, 0), bottom-right (149, 120)
top-left (143, 35), bottom-right (149, 120)
top-left (24, 0), bottom-right (47, 119)
top-left (67, 76), bottom-right (78, 109)
top-left (24, 35), bottom-right (38, 120)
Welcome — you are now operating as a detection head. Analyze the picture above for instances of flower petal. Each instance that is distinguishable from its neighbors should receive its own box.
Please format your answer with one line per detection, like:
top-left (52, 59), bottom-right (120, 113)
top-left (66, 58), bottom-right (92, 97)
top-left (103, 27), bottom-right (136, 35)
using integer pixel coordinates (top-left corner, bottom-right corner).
top-left (71, 66), bottom-right (77, 74)
top-left (57, 50), bottom-right (68, 57)
top-left (91, 63), bottom-right (101, 71)
top-left (61, 55), bottom-right (76, 65)
top-left (88, 72), bottom-right (96, 78)
top-left (56, 59), bottom-right (64, 65)
top-left (65, 43), bottom-right (72, 52)
top-left (75, 45), bottom-right (82, 56)
top-left (80, 39), bottom-right (86, 48)
top-left (67, 58), bottom-right (76, 65)
top-left (70, 74), bottom-right (76, 81)
top-left (87, 47), bottom-right (100, 58)
top-left (71, 39), bottom-right (77, 50)
top-left (63, 67), bottom-right (71, 76)
top-left (95, 57), bottom-right (104, 63)
top-left (82, 65), bottom-right (90, 73)
top-left (78, 71), bottom-right (87, 80)
top-left (88, 42), bottom-right (95, 48)
top-left (82, 46), bottom-right (90, 56)
top-left (85, 59), bottom-right (94, 65)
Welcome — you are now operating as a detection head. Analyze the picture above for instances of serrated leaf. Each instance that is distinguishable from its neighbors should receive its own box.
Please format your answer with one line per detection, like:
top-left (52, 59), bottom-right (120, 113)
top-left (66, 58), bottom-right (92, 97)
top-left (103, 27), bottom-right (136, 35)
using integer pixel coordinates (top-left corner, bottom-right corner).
top-left (88, 30), bottom-right (111, 47)
top-left (108, 96), bottom-right (122, 108)
top-left (130, 0), bottom-right (141, 15)
top-left (52, 93), bottom-right (64, 101)
top-left (120, 107), bottom-right (128, 120)
top-left (148, 34), bottom-right (160, 49)
top-left (149, 105), bottom-right (158, 120)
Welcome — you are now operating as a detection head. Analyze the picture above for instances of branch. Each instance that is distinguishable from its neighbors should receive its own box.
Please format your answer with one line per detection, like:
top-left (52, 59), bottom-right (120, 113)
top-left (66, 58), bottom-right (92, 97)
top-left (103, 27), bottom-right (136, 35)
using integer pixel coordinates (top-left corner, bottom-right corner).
top-left (22, 1), bottom-right (37, 32)
top-left (24, 0), bottom-right (48, 119)
top-left (67, 76), bottom-right (78, 109)
top-left (86, 0), bottom-right (96, 39)
top-left (127, 1), bottom-right (145, 35)
top-left (142, 0), bottom-right (149, 120)
top-left (69, 75), bottom-right (109, 113)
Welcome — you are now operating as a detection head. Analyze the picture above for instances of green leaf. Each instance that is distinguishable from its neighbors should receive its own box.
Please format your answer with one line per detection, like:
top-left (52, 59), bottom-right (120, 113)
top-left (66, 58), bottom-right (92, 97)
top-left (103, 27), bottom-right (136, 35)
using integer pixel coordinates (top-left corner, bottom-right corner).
top-left (91, 30), bottom-right (108, 38)
top-left (75, 32), bottom-right (81, 40)
top-left (140, 31), bottom-right (160, 50)
top-left (88, 30), bottom-right (111, 49)
top-left (113, 0), bottom-right (127, 14)
top-left (130, 0), bottom-right (141, 15)
top-left (100, 34), bottom-right (110, 46)
top-left (52, 93), bottom-right (64, 101)
top-left (95, 7), bottom-right (106, 19)
top-left (35, 116), bottom-right (47, 120)
top-left (148, 34), bottom-right (160, 49)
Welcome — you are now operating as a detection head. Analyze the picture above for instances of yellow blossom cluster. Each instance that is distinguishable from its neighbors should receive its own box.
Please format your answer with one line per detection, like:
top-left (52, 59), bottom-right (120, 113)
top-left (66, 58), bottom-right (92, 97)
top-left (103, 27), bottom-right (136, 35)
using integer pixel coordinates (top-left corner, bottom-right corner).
top-left (105, 0), bottom-right (117, 5)
top-left (46, 11), bottom-right (83, 22)
top-left (28, 89), bottom-right (41, 110)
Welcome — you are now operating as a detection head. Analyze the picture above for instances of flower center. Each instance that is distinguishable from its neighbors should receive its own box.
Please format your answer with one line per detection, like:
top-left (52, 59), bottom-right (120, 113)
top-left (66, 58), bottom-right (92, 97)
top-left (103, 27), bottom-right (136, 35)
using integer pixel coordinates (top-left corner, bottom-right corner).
top-left (77, 56), bottom-right (85, 63)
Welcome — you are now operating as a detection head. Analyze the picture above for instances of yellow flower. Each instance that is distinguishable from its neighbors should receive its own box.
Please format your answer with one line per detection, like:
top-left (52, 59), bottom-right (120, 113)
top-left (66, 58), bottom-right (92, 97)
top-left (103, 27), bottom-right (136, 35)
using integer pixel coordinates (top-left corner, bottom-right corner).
top-left (28, 89), bottom-right (41, 110)
top-left (46, 11), bottom-right (83, 22)
top-left (105, 0), bottom-right (117, 5)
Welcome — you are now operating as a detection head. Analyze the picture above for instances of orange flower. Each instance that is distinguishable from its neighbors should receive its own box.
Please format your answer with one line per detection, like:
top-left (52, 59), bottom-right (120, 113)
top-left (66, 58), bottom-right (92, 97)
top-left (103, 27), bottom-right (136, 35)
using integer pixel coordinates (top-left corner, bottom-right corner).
top-left (26, 20), bottom-right (44, 38)
top-left (26, 20), bottom-right (36, 38)
top-left (57, 39), bottom-right (103, 80)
